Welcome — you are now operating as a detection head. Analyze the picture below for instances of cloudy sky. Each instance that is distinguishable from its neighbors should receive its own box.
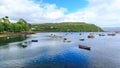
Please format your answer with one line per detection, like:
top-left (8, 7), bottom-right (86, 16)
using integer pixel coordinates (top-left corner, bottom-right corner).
top-left (0, 0), bottom-right (120, 27)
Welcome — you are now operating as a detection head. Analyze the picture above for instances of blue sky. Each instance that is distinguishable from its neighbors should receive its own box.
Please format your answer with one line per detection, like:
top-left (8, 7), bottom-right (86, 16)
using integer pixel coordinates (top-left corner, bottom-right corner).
top-left (0, 0), bottom-right (120, 27)
top-left (39, 0), bottom-right (88, 13)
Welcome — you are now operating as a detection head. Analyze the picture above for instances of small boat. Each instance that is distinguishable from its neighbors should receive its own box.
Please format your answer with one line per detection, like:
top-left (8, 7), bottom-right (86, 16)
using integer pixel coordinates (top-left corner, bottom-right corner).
top-left (63, 38), bottom-right (71, 43)
top-left (79, 37), bottom-right (85, 41)
top-left (64, 38), bottom-right (67, 40)
top-left (22, 42), bottom-right (27, 48)
top-left (22, 45), bottom-right (27, 48)
top-left (31, 40), bottom-right (38, 42)
top-left (99, 34), bottom-right (105, 36)
top-left (79, 35), bottom-right (84, 41)
top-left (79, 45), bottom-right (91, 50)
top-left (88, 33), bottom-right (94, 38)
top-left (49, 34), bottom-right (63, 38)
top-left (79, 39), bottom-right (84, 41)
top-left (107, 33), bottom-right (115, 36)
top-left (63, 40), bottom-right (71, 43)
top-left (88, 35), bottom-right (94, 38)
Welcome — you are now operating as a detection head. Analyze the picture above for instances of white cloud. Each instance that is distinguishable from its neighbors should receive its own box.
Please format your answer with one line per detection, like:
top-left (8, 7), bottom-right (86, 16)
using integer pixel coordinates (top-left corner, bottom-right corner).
top-left (0, 0), bottom-right (120, 27)
top-left (0, 0), bottom-right (66, 23)
top-left (63, 0), bottom-right (120, 27)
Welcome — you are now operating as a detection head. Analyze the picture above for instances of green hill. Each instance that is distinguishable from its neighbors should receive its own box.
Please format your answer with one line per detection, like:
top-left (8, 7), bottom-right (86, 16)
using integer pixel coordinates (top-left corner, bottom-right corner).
top-left (32, 22), bottom-right (103, 32)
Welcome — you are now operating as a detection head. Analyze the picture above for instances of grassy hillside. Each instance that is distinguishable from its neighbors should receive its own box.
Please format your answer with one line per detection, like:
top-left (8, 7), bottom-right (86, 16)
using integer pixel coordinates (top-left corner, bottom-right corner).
top-left (32, 22), bottom-right (103, 32)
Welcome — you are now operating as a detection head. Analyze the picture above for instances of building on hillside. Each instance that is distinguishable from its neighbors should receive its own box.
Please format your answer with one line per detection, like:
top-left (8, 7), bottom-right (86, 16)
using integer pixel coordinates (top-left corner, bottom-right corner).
top-left (0, 16), bottom-right (10, 23)
top-left (0, 18), bottom-right (5, 23)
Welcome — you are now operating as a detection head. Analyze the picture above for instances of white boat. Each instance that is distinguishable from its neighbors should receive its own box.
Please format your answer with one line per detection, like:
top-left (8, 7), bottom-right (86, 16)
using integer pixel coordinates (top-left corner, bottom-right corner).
top-left (79, 36), bottom-right (84, 41)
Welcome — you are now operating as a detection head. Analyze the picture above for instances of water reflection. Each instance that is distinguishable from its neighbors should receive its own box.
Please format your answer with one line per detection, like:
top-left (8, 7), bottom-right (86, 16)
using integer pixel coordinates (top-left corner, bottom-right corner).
top-left (0, 35), bottom-right (27, 46)
top-left (0, 32), bottom-right (120, 68)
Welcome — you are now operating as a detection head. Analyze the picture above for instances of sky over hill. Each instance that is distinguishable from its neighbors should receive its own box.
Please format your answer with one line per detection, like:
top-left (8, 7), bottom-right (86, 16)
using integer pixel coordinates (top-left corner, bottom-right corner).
top-left (0, 0), bottom-right (120, 27)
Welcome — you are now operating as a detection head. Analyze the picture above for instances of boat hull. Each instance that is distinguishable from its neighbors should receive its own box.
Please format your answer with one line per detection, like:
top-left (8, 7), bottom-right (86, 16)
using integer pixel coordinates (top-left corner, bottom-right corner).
top-left (79, 45), bottom-right (91, 50)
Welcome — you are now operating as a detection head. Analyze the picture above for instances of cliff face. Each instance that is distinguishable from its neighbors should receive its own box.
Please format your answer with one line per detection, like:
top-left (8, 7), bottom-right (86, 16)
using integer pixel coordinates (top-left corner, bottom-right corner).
top-left (32, 22), bottom-right (104, 32)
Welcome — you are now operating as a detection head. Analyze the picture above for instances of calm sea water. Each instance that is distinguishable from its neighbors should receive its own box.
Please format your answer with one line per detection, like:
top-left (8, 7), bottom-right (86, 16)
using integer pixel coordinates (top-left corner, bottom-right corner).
top-left (0, 32), bottom-right (120, 68)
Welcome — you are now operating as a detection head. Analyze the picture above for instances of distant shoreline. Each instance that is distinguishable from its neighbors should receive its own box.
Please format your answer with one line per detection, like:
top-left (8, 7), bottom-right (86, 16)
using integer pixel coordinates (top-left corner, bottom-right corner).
top-left (0, 31), bottom-right (36, 38)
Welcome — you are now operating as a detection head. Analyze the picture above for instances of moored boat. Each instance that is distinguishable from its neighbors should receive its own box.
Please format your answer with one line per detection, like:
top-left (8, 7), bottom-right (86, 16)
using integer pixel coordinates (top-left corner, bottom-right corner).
top-left (31, 40), bottom-right (38, 42)
top-left (107, 33), bottom-right (115, 36)
top-left (99, 34), bottom-right (105, 36)
top-left (79, 34), bottom-right (84, 41)
top-left (63, 38), bottom-right (71, 43)
top-left (79, 37), bottom-right (85, 41)
top-left (22, 42), bottom-right (27, 48)
top-left (88, 35), bottom-right (94, 38)
top-left (88, 33), bottom-right (94, 38)
top-left (79, 45), bottom-right (91, 50)
top-left (79, 38), bottom-right (84, 41)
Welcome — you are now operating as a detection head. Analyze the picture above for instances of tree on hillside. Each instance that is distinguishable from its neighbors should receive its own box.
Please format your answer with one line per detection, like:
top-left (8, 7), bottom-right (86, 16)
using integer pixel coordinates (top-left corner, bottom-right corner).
top-left (17, 18), bottom-right (31, 31)
top-left (0, 23), bottom-right (4, 33)
top-left (5, 16), bottom-right (8, 19)
top-left (17, 18), bottom-right (27, 24)
top-left (0, 16), bottom-right (31, 33)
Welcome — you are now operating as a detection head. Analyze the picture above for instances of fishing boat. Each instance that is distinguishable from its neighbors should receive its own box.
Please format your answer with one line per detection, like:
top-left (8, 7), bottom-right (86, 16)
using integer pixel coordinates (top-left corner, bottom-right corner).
top-left (79, 45), bottom-right (91, 50)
